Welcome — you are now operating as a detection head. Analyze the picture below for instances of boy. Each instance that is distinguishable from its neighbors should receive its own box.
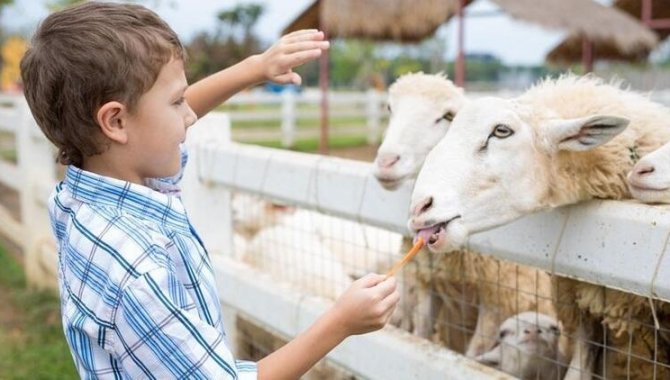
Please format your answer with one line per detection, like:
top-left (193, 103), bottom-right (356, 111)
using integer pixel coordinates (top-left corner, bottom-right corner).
top-left (20, 2), bottom-right (399, 379)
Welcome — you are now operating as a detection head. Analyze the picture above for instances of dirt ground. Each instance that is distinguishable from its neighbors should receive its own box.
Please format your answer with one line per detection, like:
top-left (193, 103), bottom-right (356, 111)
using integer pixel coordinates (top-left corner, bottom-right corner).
top-left (328, 144), bottom-right (377, 162)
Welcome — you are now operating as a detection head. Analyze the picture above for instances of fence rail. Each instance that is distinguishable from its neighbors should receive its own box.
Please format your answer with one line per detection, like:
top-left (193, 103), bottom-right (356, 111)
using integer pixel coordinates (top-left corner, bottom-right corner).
top-left (194, 140), bottom-right (670, 304)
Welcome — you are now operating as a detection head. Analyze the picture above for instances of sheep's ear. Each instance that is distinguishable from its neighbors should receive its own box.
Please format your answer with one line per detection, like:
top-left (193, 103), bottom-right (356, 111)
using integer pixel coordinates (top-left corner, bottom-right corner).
top-left (475, 344), bottom-right (502, 367)
top-left (544, 115), bottom-right (629, 152)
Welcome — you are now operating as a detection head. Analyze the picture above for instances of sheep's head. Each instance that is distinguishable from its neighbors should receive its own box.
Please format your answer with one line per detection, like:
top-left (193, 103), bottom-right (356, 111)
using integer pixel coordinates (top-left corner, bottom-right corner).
top-left (408, 96), bottom-right (629, 253)
top-left (627, 141), bottom-right (670, 204)
top-left (232, 194), bottom-right (295, 238)
top-left (374, 72), bottom-right (466, 190)
top-left (476, 311), bottom-right (563, 378)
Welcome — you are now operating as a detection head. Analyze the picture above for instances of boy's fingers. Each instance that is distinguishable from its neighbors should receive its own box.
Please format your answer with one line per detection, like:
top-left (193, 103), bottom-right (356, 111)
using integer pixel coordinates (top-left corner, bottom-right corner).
top-left (283, 30), bottom-right (325, 43)
top-left (284, 49), bottom-right (323, 68)
top-left (283, 40), bottom-right (330, 54)
top-left (381, 288), bottom-right (401, 311)
top-left (356, 273), bottom-right (386, 288)
top-left (284, 29), bottom-right (319, 38)
top-left (373, 277), bottom-right (398, 299)
top-left (273, 72), bottom-right (301, 85)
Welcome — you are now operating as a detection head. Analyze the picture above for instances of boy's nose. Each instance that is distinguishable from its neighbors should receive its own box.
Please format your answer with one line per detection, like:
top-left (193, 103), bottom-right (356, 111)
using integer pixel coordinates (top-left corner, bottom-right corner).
top-left (185, 104), bottom-right (198, 127)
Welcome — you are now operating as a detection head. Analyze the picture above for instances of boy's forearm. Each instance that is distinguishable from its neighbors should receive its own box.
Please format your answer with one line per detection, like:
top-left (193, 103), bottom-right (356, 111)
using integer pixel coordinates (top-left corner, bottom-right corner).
top-left (185, 54), bottom-right (265, 119)
top-left (257, 309), bottom-right (349, 380)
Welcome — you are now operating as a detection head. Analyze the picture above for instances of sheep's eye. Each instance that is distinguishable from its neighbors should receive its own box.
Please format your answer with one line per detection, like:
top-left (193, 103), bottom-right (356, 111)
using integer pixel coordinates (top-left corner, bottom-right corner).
top-left (387, 104), bottom-right (392, 113)
top-left (499, 329), bottom-right (511, 339)
top-left (492, 124), bottom-right (514, 139)
top-left (549, 325), bottom-right (560, 336)
top-left (435, 112), bottom-right (455, 124)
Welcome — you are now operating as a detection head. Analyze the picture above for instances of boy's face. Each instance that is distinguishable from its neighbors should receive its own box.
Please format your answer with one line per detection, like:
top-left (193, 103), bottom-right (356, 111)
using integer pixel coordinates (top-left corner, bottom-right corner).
top-left (125, 58), bottom-right (196, 182)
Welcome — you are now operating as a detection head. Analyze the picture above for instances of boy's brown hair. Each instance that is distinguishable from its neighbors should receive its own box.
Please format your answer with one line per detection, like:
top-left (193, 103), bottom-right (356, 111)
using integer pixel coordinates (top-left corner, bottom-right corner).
top-left (20, 1), bottom-right (185, 167)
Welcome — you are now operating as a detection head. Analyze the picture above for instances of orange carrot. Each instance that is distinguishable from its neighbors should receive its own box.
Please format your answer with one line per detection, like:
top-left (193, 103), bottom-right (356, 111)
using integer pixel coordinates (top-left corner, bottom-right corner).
top-left (385, 237), bottom-right (425, 277)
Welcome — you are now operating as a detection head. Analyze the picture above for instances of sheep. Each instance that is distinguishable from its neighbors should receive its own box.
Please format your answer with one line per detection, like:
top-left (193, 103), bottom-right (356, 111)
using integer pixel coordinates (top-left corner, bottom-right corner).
top-left (373, 72), bottom-right (466, 191)
top-left (232, 193), bottom-right (401, 284)
top-left (244, 224), bottom-right (353, 300)
top-left (279, 209), bottom-right (403, 278)
top-left (627, 140), bottom-right (670, 204)
top-left (476, 311), bottom-right (567, 380)
top-left (231, 193), bottom-right (295, 239)
top-left (409, 73), bottom-right (670, 379)
top-left (373, 72), bottom-right (556, 357)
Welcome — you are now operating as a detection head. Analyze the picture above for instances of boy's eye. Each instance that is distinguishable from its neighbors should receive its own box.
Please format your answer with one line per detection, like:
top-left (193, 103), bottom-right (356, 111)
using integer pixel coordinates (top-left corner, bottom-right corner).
top-left (174, 97), bottom-right (185, 105)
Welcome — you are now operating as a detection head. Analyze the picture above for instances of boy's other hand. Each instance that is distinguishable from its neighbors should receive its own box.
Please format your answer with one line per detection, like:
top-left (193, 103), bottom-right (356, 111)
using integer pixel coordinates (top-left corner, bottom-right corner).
top-left (257, 29), bottom-right (330, 86)
top-left (330, 273), bottom-right (400, 336)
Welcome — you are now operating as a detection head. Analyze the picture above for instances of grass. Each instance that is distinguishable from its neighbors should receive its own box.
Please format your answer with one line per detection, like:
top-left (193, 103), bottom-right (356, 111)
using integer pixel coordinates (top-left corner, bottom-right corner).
top-left (0, 148), bottom-right (16, 163)
top-left (0, 244), bottom-right (78, 380)
top-left (249, 134), bottom-right (370, 152)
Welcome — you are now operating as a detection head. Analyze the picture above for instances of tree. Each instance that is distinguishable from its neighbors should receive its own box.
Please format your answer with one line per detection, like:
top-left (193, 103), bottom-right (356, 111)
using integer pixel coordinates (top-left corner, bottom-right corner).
top-left (186, 3), bottom-right (264, 83)
top-left (216, 4), bottom-right (263, 43)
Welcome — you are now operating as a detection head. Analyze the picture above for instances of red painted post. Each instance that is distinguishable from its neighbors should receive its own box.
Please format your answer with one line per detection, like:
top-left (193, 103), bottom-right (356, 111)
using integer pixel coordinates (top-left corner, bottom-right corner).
top-left (455, 0), bottom-right (466, 87)
top-left (581, 35), bottom-right (593, 73)
top-left (319, 31), bottom-right (329, 155)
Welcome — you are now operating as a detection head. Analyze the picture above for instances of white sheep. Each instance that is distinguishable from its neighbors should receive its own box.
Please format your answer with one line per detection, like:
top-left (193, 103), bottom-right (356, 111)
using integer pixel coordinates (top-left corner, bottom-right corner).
top-left (476, 311), bottom-right (567, 380)
top-left (374, 72), bottom-right (555, 357)
top-left (627, 140), bottom-right (670, 204)
top-left (244, 224), bottom-right (353, 300)
top-left (232, 193), bottom-right (401, 285)
top-left (231, 193), bottom-right (294, 239)
top-left (374, 72), bottom-right (466, 190)
top-left (409, 73), bottom-right (670, 379)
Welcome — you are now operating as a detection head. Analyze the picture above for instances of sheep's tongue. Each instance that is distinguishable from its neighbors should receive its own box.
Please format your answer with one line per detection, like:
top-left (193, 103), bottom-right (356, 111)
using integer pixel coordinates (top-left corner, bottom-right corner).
top-left (414, 225), bottom-right (441, 244)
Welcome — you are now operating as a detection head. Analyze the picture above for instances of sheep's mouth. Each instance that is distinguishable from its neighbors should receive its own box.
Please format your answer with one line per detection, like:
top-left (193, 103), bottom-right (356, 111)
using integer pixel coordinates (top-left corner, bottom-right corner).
top-left (414, 215), bottom-right (461, 247)
top-left (374, 174), bottom-right (408, 190)
top-left (628, 182), bottom-right (670, 192)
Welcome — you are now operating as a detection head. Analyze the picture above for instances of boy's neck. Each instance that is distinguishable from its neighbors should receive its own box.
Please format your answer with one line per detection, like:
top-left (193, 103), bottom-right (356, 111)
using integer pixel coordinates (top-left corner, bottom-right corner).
top-left (82, 153), bottom-right (144, 186)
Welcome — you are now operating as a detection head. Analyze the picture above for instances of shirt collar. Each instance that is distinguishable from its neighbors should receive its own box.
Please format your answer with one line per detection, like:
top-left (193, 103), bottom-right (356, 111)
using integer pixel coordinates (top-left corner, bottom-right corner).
top-left (64, 165), bottom-right (190, 232)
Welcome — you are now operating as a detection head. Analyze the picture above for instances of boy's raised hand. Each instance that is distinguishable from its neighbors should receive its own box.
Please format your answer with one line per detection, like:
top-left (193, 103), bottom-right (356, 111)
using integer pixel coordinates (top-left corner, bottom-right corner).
top-left (258, 29), bottom-right (330, 85)
top-left (330, 273), bottom-right (400, 336)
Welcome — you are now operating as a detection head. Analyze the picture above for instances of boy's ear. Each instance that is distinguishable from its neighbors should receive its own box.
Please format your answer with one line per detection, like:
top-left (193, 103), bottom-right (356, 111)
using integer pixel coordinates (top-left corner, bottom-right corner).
top-left (96, 101), bottom-right (129, 144)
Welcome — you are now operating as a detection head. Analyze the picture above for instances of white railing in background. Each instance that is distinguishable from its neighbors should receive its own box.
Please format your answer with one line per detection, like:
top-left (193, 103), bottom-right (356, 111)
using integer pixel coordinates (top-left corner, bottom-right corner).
top-left (225, 89), bottom-right (386, 147)
top-left (0, 94), bottom-right (57, 290)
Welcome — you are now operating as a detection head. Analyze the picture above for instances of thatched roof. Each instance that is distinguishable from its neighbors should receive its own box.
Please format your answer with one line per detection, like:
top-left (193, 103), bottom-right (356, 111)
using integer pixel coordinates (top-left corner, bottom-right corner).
top-left (285, 0), bottom-right (657, 52)
top-left (613, 0), bottom-right (670, 41)
top-left (282, 0), bottom-right (470, 42)
top-left (546, 0), bottom-right (661, 64)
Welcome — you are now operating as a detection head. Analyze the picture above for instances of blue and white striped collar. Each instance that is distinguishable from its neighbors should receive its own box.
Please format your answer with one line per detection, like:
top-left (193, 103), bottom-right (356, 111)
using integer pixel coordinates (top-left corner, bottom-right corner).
top-left (64, 165), bottom-right (191, 232)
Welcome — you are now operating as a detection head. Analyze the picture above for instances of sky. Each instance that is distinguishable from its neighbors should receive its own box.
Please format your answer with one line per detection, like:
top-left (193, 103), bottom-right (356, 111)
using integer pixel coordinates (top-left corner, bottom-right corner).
top-left (0, 0), bottom-right (613, 66)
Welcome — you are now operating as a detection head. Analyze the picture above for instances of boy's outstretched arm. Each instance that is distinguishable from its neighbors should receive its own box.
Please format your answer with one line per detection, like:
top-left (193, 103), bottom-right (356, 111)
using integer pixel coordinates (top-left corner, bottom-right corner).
top-left (185, 29), bottom-right (329, 119)
top-left (257, 274), bottom-right (399, 380)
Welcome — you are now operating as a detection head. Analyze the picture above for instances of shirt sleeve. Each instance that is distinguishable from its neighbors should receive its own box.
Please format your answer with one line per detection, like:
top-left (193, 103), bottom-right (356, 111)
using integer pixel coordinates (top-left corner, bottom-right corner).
top-left (112, 267), bottom-right (257, 379)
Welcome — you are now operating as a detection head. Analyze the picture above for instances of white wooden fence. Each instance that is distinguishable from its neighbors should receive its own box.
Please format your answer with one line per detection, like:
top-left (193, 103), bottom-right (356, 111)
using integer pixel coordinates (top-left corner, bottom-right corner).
top-left (224, 89), bottom-right (386, 147)
top-left (3, 92), bottom-right (670, 378)
top-left (0, 94), bottom-right (57, 289)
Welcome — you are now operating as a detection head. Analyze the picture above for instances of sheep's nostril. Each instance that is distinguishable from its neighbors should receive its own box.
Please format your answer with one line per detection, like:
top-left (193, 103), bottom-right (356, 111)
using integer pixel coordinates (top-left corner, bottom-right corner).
top-left (413, 196), bottom-right (433, 216)
top-left (636, 165), bottom-right (655, 176)
top-left (377, 154), bottom-right (401, 169)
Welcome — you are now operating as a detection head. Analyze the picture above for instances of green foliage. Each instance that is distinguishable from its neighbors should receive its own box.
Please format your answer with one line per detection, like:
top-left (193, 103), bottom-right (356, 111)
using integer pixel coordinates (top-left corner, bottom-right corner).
top-left (45, 0), bottom-right (85, 11)
top-left (186, 3), bottom-right (264, 83)
top-left (0, 244), bottom-right (78, 379)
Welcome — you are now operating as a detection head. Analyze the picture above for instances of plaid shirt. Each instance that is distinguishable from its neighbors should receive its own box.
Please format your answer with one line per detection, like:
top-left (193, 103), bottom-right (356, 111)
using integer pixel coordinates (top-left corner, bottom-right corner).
top-left (49, 147), bottom-right (257, 379)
